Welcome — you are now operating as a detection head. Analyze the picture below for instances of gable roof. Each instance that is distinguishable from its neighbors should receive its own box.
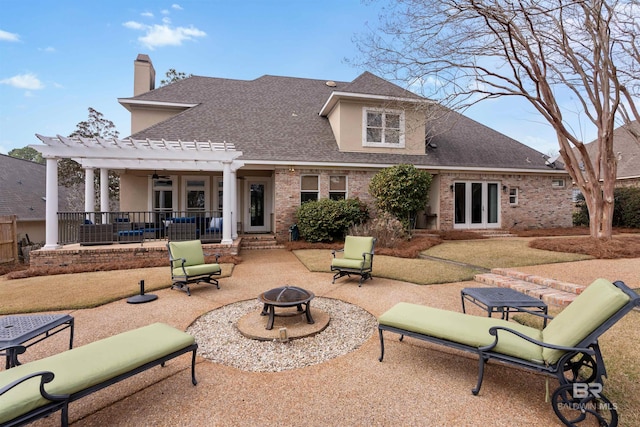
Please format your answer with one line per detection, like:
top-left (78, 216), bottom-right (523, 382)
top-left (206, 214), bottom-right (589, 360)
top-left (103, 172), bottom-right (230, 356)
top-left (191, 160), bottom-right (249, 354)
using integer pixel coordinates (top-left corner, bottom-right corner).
top-left (122, 71), bottom-right (558, 172)
top-left (584, 121), bottom-right (640, 180)
top-left (0, 154), bottom-right (70, 221)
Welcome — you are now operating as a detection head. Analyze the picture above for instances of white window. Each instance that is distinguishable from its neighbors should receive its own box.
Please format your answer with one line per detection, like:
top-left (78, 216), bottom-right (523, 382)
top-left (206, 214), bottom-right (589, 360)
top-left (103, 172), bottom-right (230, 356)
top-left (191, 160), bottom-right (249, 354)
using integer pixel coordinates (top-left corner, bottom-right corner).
top-left (362, 107), bottom-right (405, 148)
top-left (552, 178), bottom-right (566, 188)
top-left (301, 175), bottom-right (319, 203)
top-left (509, 188), bottom-right (518, 205)
top-left (182, 176), bottom-right (210, 212)
top-left (329, 176), bottom-right (347, 200)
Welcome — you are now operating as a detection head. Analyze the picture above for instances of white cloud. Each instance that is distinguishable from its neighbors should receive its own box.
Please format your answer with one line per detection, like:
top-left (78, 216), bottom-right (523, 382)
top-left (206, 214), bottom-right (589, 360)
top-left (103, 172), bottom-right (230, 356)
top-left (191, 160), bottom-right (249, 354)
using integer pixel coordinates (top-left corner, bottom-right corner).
top-left (0, 73), bottom-right (45, 90)
top-left (0, 29), bottom-right (20, 42)
top-left (161, 9), bottom-right (170, 15)
top-left (141, 12), bottom-right (154, 18)
top-left (39, 46), bottom-right (56, 53)
top-left (171, 4), bottom-right (183, 10)
top-left (162, 17), bottom-right (171, 25)
top-left (123, 21), bottom-right (145, 30)
top-left (126, 22), bottom-right (206, 50)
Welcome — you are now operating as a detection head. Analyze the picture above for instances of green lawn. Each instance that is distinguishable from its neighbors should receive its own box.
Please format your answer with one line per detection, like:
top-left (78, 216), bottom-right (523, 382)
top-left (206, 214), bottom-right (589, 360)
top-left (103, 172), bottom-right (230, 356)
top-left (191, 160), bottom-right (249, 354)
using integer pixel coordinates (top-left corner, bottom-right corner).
top-left (422, 237), bottom-right (592, 269)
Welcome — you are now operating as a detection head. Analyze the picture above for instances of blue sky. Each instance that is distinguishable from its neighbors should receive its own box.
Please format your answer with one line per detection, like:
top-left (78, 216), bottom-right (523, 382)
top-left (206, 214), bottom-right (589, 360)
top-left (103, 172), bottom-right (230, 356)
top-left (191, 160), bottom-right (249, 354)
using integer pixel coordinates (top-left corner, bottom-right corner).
top-left (0, 0), bottom-right (588, 156)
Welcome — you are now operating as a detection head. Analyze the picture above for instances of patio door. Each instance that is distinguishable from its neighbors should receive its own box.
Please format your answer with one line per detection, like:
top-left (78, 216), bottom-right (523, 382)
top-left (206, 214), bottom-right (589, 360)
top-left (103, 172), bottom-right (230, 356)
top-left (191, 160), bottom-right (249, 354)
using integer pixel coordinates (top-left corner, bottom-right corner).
top-left (454, 181), bottom-right (500, 229)
top-left (244, 179), bottom-right (270, 233)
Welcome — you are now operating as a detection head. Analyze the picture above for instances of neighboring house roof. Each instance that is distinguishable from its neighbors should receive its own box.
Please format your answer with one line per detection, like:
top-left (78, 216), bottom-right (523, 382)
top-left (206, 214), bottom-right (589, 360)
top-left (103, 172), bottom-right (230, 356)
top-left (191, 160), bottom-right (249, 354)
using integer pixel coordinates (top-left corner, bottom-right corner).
top-left (0, 154), bottom-right (70, 220)
top-left (583, 121), bottom-right (640, 180)
top-left (122, 72), bottom-right (559, 172)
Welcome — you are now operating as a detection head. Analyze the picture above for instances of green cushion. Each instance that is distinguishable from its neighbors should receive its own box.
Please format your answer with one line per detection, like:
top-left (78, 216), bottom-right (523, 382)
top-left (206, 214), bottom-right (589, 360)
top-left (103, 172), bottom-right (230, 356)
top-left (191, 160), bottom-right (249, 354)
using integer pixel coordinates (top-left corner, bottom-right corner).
top-left (0, 323), bottom-right (194, 424)
top-left (339, 236), bottom-right (374, 268)
top-left (378, 303), bottom-right (544, 364)
top-left (169, 240), bottom-right (204, 267)
top-left (542, 278), bottom-right (630, 364)
top-left (331, 258), bottom-right (366, 270)
top-left (173, 263), bottom-right (221, 277)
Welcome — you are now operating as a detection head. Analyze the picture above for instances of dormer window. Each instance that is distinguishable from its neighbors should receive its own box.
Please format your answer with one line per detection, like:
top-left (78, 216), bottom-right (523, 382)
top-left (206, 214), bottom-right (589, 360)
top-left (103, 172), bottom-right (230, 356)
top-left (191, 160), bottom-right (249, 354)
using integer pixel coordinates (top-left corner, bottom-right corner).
top-left (362, 107), bottom-right (405, 148)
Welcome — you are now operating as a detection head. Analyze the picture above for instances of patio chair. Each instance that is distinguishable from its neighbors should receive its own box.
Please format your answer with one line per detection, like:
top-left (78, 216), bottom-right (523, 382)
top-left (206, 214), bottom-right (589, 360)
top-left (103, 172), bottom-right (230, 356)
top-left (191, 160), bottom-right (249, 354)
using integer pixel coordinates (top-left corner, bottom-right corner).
top-left (167, 240), bottom-right (221, 296)
top-left (331, 236), bottom-right (376, 286)
top-left (377, 279), bottom-right (640, 427)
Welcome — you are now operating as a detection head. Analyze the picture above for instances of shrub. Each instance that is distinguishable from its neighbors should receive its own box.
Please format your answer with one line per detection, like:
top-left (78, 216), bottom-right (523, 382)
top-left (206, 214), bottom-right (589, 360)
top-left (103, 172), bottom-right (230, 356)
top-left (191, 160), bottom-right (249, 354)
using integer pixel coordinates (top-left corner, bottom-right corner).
top-left (573, 187), bottom-right (640, 228)
top-left (295, 198), bottom-right (369, 243)
top-left (369, 164), bottom-right (432, 230)
top-left (348, 212), bottom-right (408, 248)
top-left (613, 187), bottom-right (640, 228)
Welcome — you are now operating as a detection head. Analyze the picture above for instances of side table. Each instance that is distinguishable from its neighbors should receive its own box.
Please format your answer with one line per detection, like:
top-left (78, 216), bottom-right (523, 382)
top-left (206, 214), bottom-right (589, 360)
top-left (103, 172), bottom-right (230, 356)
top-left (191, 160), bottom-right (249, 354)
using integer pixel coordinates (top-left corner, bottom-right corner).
top-left (0, 314), bottom-right (74, 368)
top-left (461, 287), bottom-right (550, 327)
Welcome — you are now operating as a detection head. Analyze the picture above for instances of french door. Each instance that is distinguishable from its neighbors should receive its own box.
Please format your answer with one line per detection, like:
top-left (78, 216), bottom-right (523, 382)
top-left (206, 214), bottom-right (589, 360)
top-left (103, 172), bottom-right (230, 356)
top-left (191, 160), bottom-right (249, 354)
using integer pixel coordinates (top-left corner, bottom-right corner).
top-left (454, 182), bottom-right (500, 229)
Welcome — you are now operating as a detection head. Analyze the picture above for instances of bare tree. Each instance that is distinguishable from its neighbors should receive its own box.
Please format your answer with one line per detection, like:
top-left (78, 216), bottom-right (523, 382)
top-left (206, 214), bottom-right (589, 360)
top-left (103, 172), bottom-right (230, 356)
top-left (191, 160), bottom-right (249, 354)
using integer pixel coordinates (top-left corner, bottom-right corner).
top-left (356, 0), bottom-right (640, 238)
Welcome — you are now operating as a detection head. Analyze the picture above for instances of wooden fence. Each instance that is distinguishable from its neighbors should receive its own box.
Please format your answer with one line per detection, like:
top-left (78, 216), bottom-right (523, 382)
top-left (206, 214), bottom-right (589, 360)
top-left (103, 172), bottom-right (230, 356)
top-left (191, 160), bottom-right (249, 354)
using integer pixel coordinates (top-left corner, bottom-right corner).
top-left (0, 215), bottom-right (18, 264)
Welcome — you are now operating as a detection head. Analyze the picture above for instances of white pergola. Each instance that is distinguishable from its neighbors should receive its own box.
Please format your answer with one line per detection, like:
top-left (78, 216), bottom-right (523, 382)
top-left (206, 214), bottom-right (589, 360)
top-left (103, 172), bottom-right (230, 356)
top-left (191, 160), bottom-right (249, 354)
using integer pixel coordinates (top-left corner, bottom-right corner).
top-left (31, 135), bottom-right (244, 249)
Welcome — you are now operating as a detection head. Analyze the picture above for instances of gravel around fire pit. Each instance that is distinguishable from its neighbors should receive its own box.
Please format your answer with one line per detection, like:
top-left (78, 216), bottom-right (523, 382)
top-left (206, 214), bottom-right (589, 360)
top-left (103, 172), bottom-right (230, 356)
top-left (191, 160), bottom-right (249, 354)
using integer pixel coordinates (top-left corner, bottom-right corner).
top-left (187, 297), bottom-right (377, 372)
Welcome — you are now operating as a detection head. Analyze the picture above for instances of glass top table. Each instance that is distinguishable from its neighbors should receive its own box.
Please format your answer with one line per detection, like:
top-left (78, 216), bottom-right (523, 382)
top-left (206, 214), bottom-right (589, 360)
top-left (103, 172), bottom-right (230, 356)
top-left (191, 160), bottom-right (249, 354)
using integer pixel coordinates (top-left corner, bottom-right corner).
top-left (461, 287), bottom-right (550, 327)
top-left (0, 314), bottom-right (74, 368)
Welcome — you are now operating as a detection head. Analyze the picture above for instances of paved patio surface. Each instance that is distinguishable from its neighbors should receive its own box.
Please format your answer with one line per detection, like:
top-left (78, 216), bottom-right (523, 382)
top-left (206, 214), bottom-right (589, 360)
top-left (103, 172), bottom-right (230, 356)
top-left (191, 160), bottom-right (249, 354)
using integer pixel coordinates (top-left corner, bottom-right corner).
top-left (9, 250), bottom-right (640, 426)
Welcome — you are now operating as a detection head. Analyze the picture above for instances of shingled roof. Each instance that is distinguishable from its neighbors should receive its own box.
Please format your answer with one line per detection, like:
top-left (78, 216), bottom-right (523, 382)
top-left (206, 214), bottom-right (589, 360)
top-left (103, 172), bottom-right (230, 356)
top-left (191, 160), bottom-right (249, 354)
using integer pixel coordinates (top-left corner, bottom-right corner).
top-left (584, 121), bottom-right (640, 180)
top-left (0, 154), bottom-right (70, 221)
top-left (123, 72), bottom-right (557, 172)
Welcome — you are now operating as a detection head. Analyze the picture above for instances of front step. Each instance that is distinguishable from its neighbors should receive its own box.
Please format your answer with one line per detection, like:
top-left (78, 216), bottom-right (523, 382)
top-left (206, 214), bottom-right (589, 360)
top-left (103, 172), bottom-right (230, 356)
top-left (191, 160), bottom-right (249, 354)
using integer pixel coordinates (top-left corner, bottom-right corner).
top-left (474, 268), bottom-right (585, 307)
top-left (239, 235), bottom-right (285, 251)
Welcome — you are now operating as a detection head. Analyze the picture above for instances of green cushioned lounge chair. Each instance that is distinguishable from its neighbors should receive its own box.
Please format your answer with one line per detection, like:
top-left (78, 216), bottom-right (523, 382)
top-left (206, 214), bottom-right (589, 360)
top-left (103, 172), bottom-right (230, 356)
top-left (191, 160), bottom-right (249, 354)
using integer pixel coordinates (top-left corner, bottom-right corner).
top-left (331, 236), bottom-right (376, 286)
top-left (377, 279), bottom-right (640, 427)
top-left (167, 240), bottom-right (222, 296)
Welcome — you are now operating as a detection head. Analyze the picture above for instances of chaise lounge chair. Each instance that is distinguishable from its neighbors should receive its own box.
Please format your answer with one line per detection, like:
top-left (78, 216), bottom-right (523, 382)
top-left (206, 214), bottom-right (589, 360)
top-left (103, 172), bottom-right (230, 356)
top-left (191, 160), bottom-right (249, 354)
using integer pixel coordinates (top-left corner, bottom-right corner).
top-left (167, 240), bottom-right (222, 296)
top-left (331, 236), bottom-right (376, 286)
top-left (377, 279), bottom-right (639, 427)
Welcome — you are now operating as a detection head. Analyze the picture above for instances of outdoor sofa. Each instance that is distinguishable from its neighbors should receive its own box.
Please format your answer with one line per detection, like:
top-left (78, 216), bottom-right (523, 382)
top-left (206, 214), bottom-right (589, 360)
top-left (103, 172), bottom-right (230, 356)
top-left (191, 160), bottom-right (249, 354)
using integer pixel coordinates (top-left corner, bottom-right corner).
top-left (0, 322), bottom-right (197, 426)
top-left (377, 279), bottom-right (639, 427)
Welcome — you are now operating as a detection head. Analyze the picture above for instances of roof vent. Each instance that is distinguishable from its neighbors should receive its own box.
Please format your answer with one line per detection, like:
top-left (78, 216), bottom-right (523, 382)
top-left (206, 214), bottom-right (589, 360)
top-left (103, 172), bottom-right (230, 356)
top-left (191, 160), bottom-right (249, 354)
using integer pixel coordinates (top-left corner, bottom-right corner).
top-left (325, 81), bottom-right (337, 87)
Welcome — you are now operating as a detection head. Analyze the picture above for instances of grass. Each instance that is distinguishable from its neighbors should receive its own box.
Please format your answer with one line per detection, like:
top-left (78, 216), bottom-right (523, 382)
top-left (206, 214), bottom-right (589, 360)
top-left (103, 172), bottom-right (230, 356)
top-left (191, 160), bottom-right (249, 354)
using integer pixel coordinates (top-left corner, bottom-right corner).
top-left (293, 249), bottom-right (482, 285)
top-left (0, 264), bottom-right (234, 315)
top-left (422, 237), bottom-right (593, 269)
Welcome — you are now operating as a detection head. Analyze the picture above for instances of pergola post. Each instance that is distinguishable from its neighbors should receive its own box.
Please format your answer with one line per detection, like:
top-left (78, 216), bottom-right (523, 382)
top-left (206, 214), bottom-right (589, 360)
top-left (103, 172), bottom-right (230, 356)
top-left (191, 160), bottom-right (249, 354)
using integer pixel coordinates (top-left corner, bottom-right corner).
top-left (100, 168), bottom-right (109, 223)
top-left (230, 166), bottom-right (238, 239)
top-left (221, 161), bottom-right (233, 244)
top-left (84, 167), bottom-right (95, 223)
top-left (43, 157), bottom-right (61, 250)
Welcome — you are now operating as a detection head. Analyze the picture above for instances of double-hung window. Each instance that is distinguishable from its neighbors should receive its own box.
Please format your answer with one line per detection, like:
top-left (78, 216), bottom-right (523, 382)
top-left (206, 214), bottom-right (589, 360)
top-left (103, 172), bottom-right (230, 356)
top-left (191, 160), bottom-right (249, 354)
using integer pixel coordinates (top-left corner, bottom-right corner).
top-left (329, 176), bottom-right (347, 200)
top-left (301, 175), bottom-right (319, 203)
top-left (363, 107), bottom-right (405, 148)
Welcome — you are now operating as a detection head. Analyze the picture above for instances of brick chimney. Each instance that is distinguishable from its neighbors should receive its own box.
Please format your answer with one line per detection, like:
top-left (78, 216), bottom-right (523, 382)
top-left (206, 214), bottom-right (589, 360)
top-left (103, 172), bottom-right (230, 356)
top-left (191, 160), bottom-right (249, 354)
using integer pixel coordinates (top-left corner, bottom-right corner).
top-left (133, 54), bottom-right (155, 96)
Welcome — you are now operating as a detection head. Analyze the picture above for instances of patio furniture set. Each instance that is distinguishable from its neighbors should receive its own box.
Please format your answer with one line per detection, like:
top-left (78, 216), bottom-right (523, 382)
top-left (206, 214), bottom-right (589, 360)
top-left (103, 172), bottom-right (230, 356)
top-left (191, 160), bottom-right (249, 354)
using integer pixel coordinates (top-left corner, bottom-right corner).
top-left (78, 216), bottom-right (223, 246)
top-left (1, 235), bottom-right (638, 426)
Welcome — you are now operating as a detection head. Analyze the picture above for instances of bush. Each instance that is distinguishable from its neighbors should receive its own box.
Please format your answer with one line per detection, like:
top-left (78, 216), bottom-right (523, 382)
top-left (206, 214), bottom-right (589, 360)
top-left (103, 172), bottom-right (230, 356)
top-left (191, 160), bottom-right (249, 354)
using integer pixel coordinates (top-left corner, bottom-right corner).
top-left (348, 212), bottom-right (408, 248)
top-left (573, 187), bottom-right (640, 228)
top-left (295, 198), bottom-right (369, 243)
top-left (369, 164), bottom-right (432, 230)
top-left (613, 187), bottom-right (640, 228)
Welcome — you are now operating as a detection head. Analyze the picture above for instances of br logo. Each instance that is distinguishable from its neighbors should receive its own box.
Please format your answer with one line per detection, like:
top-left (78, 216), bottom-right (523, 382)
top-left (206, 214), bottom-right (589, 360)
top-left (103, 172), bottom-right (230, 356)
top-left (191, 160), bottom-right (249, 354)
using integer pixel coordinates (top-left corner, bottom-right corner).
top-left (573, 383), bottom-right (602, 399)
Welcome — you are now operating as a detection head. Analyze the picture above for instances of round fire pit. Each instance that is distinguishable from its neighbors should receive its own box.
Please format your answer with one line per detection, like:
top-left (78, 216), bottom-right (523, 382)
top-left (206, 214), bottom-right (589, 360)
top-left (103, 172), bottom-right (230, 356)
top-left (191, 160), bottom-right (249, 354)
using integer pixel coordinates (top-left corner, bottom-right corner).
top-left (258, 286), bottom-right (315, 330)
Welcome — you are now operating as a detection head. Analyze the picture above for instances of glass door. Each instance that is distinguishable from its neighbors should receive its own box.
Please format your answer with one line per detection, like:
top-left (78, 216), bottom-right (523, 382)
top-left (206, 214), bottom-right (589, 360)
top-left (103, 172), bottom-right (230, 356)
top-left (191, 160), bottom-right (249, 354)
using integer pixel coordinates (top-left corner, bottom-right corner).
top-left (453, 181), bottom-right (500, 229)
top-left (244, 179), bottom-right (270, 233)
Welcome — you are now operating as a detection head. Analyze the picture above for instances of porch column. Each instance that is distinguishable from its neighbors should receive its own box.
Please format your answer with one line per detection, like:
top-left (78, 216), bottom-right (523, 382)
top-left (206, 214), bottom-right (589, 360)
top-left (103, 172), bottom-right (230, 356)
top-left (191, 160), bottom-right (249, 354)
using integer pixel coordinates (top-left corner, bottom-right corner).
top-left (230, 167), bottom-right (238, 239)
top-left (100, 168), bottom-right (109, 223)
top-left (84, 167), bottom-right (95, 223)
top-left (43, 157), bottom-right (61, 250)
top-left (221, 161), bottom-right (233, 244)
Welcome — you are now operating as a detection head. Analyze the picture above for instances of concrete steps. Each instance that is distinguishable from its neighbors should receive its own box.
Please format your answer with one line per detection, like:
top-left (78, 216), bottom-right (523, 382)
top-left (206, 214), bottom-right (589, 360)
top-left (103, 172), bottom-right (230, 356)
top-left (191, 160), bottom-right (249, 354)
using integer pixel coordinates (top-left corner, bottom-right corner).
top-left (239, 234), bottom-right (285, 251)
top-left (474, 268), bottom-right (586, 308)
